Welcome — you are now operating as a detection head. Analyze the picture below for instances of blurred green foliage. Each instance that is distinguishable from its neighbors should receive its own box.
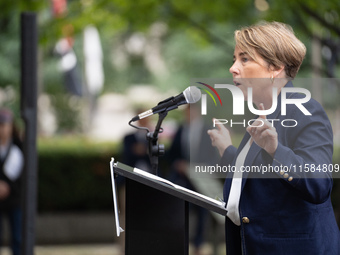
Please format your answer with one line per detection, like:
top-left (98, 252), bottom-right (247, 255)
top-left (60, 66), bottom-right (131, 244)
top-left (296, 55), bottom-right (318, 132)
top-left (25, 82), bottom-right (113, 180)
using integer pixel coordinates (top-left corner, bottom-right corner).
top-left (0, 0), bottom-right (340, 131)
top-left (2, 0), bottom-right (340, 91)
top-left (38, 137), bottom-right (121, 211)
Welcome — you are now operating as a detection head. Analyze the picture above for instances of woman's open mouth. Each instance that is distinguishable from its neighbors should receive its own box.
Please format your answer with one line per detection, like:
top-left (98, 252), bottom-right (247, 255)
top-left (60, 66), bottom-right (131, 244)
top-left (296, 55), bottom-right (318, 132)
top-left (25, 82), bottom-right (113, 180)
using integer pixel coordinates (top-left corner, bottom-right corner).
top-left (234, 80), bottom-right (241, 86)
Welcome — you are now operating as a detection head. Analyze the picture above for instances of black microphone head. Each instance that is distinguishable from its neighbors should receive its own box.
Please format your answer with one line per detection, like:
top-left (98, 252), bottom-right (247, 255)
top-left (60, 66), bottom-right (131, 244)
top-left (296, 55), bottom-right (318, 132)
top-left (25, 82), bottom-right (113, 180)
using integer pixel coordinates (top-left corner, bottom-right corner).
top-left (183, 86), bottom-right (201, 104)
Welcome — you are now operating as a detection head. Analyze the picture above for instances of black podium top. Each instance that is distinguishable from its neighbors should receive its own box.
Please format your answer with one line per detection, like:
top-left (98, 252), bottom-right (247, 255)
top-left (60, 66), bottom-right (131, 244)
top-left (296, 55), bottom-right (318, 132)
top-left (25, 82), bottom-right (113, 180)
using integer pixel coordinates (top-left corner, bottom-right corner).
top-left (112, 160), bottom-right (227, 216)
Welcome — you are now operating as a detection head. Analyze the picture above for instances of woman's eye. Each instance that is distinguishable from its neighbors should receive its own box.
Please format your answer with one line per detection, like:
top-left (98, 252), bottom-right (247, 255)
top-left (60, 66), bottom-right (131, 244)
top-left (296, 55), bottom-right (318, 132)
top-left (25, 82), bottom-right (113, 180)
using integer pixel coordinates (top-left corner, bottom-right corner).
top-left (242, 58), bottom-right (248, 62)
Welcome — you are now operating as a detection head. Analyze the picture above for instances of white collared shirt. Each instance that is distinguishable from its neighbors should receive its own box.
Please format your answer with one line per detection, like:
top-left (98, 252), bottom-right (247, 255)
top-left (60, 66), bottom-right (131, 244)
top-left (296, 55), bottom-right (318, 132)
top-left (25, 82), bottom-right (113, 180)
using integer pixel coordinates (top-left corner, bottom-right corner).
top-left (226, 139), bottom-right (252, 225)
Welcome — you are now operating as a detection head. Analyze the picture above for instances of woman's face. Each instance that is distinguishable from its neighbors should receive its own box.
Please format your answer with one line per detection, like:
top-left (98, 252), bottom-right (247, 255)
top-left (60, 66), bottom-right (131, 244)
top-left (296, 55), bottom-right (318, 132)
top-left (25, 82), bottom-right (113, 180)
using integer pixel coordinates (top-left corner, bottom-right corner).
top-left (0, 122), bottom-right (12, 143)
top-left (229, 46), bottom-right (273, 105)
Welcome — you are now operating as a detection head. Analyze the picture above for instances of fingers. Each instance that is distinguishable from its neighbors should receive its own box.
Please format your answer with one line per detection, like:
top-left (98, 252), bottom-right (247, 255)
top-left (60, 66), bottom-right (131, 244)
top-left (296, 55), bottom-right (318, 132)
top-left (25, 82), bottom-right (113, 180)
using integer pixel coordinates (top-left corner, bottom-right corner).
top-left (244, 104), bottom-right (278, 156)
top-left (246, 103), bottom-right (269, 134)
top-left (258, 103), bottom-right (266, 120)
top-left (208, 118), bottom-right (233, 156)
top-left (246, 104), bottom-right (278, 156)
top-left (247, 118), bottom-right (274, 135)
top-left (247, 122), bottom-right (276, 139)
top-left (213, 118), bottom-right (225, 131)
top-left (246, 103), bottom-right (275, 140)
top-left (246, 118), bottom-right (263, 134)
top-left (207, 128), bottom-right (216, 139)
top-left (207, 128), bottom-right (219, 143)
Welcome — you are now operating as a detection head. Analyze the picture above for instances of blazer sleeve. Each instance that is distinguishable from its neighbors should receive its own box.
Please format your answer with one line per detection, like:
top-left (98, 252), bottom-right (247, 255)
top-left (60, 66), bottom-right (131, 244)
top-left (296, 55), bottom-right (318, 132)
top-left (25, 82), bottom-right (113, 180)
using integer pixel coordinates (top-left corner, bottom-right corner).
top-left (272, 98), bottom-right (333, 204)
top-left (221, 145), bottom-right (237, 167)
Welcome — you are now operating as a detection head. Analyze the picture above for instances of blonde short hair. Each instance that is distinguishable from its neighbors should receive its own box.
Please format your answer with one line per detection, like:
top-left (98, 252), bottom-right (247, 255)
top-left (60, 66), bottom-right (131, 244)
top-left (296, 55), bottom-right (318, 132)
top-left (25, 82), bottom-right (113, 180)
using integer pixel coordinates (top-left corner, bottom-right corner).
top-left (234, 21), bottom-right (306, 78)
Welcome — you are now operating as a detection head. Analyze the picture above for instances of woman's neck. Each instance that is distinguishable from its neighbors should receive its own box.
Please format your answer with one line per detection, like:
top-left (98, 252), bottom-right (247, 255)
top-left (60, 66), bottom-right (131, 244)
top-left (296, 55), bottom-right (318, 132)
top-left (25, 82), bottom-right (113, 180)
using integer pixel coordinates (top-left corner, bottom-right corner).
top-left (254, 79), bottom-right (287, 110)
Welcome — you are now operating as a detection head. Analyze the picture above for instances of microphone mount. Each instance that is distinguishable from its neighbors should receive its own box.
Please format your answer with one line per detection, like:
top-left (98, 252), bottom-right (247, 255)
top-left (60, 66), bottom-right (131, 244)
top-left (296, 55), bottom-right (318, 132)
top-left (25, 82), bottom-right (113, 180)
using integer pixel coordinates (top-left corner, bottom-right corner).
top-left (129, 111), bottom-right (168, 175)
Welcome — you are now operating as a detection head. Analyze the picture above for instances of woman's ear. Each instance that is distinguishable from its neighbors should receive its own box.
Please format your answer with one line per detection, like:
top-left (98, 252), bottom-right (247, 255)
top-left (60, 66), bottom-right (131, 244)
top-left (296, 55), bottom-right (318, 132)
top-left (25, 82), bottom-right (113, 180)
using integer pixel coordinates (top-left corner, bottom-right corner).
top-left (273, 65), bottom-right (285, 78)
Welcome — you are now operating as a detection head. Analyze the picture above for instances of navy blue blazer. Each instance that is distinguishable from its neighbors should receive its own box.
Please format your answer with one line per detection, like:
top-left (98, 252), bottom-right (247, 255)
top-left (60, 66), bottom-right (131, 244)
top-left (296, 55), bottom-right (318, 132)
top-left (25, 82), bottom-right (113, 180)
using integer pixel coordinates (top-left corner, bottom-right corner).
top-left (221, 82), bottom-right (340, 255)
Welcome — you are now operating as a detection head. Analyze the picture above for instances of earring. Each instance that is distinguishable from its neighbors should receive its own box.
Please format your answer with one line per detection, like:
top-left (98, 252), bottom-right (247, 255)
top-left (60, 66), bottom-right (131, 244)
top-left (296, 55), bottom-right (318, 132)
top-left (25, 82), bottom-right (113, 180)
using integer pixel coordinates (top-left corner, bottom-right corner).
top-left (270, 74), bottom-right (274, 83)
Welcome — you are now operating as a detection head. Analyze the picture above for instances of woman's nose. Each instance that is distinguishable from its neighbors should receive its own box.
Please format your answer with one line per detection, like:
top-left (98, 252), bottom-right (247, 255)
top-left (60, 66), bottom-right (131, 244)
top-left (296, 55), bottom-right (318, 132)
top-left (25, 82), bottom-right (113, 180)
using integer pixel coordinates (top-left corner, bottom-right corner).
top-left (229, 62), bottom-right (239, 75)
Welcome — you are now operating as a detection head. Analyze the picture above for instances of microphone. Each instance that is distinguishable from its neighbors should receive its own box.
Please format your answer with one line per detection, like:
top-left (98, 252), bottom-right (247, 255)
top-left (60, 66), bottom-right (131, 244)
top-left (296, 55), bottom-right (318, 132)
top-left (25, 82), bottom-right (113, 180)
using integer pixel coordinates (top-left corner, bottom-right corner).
top-left (131, 86), bottom-right (201, 122)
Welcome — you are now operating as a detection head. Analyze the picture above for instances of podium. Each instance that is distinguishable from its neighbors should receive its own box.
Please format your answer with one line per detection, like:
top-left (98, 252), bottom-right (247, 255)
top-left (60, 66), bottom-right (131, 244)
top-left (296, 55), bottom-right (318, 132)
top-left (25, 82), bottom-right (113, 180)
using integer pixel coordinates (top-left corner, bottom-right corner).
top-left (110, 159), bottom-right (227, 255)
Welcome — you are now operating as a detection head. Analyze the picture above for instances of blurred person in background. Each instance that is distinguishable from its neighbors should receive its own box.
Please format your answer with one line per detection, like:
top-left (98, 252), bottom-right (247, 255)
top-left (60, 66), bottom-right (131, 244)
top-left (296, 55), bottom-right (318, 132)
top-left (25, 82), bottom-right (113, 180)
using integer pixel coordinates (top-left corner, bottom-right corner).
top-left (0, 108), bottom-right (23, 255)
top-left (168, 105), bottom-right (219, 255)
top-left (122, 108), bottom-right (152, 172)
top-left (116, 108), bottom-right (153, 254)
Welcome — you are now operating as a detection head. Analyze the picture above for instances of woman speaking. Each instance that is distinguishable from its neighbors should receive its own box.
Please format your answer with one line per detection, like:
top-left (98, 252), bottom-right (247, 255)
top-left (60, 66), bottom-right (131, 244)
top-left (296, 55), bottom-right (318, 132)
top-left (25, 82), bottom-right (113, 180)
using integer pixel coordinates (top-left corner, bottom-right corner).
top-left (208, 21), bottom-right (340, 254)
